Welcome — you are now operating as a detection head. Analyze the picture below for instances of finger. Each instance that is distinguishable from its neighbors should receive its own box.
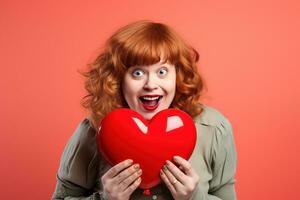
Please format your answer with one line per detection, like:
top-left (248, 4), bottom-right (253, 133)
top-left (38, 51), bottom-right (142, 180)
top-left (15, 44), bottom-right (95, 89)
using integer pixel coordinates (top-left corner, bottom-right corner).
top-left (123, 177), bottom-right (142, 196)
top-left (162, 164), bottom-right (183, 191)
top-left (115, 163), bottom-right (140, 184)
top-left (119, 168), bottom-right (142, 191)
top-left (105, 159), bottom-right (133, 179)
top-left (160, 169), bottom-right (176, 194)
top-left (165, 160), bottom-right (188, 185)
top-left (173, 156), bottom-right (195, 176)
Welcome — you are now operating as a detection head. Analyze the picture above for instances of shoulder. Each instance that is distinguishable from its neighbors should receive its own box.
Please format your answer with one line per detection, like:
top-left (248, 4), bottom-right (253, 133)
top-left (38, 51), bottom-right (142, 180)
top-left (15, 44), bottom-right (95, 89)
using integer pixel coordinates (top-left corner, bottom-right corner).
top-left (61, 118), bottom-right (98, 155)
top-left (194, 105), bottom-right (237, 168)
top-left (69, 118), bottom-right (97, 145)
top-left (193, 104), bottom-right (234, 141)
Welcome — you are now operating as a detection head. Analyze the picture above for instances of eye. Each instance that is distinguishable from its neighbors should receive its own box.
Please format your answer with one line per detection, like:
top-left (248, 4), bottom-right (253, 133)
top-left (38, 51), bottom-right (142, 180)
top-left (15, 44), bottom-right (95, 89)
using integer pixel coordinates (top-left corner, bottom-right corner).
top-left (158, 68), bottom-right (168, 77)
top-left (132, 69), bottom-right (144, 77)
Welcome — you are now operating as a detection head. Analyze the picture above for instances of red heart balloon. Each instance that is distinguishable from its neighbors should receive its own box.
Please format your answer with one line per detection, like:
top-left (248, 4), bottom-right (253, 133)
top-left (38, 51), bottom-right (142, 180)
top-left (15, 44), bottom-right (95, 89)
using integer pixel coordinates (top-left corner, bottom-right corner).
top-left (97, 108), bottom-right (196, 190)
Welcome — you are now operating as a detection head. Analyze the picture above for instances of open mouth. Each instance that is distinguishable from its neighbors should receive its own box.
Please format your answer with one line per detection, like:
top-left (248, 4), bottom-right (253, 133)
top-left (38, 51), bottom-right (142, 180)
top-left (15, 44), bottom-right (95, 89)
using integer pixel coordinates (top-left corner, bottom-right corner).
top-left (139, 95), bottom-right (163, 111)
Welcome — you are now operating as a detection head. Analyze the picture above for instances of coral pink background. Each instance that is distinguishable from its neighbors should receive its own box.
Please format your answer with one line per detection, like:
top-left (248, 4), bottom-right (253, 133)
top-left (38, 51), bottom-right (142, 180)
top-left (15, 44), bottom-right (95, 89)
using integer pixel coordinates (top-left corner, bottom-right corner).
top-left (0, 0), bottom-right (299, 199)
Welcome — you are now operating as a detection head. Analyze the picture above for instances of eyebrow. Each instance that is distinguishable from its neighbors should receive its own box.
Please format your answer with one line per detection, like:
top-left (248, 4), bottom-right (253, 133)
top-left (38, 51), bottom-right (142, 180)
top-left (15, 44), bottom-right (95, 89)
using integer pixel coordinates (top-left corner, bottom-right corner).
top-left (138, 63), bottom-right (170, 68)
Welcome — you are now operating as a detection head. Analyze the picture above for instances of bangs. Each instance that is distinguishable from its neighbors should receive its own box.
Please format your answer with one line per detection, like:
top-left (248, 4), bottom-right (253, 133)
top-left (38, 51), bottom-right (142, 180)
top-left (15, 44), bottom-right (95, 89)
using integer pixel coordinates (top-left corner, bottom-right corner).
top-left (115, 22), bottom-right (182, 68)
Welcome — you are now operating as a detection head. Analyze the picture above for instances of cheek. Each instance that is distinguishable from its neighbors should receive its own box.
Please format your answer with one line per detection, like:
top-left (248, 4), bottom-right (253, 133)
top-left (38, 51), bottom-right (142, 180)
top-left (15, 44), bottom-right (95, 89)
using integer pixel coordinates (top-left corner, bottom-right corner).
top-left (122, 79), bottom-right (142, 98)
top-left (164, 77), bottom-right (176, 94)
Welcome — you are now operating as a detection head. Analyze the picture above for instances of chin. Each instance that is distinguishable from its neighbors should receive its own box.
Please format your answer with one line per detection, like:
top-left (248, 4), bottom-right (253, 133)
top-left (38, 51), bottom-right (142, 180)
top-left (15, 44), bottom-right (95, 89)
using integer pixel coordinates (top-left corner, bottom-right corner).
top-left (142, 113), bottom-right (155, 120)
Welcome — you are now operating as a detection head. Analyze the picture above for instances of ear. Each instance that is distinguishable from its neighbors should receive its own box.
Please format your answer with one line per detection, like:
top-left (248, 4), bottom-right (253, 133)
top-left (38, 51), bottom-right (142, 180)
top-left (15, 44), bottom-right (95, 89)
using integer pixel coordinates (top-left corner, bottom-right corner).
top-left (132, 117), bottom-right (148, 134)
top-left (166, 116), bottom-right (184, 132)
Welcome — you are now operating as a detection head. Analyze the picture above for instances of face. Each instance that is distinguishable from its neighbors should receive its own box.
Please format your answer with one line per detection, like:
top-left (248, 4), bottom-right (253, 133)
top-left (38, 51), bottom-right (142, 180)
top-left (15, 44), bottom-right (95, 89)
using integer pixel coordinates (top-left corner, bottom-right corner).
top-left (122, 60), bottom-right (176, 120)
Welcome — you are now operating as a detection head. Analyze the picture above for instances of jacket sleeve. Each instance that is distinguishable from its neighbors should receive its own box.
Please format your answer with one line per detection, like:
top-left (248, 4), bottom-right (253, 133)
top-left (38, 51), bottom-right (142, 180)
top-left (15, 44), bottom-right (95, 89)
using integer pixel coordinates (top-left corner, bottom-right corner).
top-left (193, 117), bottom-right (238, 200)
top-left (51, 119), bottom-right (109, 200)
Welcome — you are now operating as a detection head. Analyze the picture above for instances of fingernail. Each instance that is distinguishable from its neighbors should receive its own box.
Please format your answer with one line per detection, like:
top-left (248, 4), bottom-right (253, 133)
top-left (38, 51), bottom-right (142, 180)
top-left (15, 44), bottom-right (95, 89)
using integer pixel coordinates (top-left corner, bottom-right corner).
top-left (134, 164), bottom-right (140, 170)
top-left (163, 165), bottom-right (168, 171)
top-left (160, 170), bottom-right (164, 176)
top-left (173, 156), bottom-right (179, 161)
top-left (166, 160), bottom-right (171, 166)
top-left (128, 159), bottom-right (133, 164)
top-left (138, 169), bottom-right (142, 175)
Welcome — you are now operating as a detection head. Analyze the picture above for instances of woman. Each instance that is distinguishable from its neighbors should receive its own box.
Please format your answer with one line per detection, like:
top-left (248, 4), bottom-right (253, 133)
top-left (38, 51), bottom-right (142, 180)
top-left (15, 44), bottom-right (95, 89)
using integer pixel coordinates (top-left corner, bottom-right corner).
top-left (52, 20), bottom-right (237, 200)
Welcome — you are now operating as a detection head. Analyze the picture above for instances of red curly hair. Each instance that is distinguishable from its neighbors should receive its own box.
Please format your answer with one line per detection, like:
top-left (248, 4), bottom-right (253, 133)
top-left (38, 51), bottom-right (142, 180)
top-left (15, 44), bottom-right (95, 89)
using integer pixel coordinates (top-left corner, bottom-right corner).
top-left (80, 20), bottom-right (205, 130)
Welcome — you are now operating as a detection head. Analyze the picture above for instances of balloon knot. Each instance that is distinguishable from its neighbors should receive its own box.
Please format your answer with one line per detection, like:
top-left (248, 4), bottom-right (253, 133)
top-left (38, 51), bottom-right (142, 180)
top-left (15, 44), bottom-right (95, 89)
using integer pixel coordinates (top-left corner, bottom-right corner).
top-left (143, 189), bottom-right (151, 196)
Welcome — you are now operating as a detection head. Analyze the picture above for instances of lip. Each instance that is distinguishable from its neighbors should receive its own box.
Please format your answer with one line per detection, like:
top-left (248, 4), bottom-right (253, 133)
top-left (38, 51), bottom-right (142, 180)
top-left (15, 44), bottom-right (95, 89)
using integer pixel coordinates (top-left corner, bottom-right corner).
top-left (139, 95), bottom-right (163, 111)
top-left (139, 94), bottom-right (162, 98)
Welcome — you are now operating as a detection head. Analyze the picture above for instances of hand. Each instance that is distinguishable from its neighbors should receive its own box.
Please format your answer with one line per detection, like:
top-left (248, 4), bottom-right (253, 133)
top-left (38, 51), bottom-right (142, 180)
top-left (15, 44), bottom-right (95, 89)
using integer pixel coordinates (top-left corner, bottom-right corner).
top-left (160, 156), bottom-right (199, 200)
top-left (101, 159), bottom-right (142, 200)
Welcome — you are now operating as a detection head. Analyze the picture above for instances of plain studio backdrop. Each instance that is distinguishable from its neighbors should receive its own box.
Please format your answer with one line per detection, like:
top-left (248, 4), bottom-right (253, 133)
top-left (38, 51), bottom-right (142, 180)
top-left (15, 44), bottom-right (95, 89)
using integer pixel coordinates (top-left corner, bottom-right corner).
top-left (0, 0), bottom-right (299, 199)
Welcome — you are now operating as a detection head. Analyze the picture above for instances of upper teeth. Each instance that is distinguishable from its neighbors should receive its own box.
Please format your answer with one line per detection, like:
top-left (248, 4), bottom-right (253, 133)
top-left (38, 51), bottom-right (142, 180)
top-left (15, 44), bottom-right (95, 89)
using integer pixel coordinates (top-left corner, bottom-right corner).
top-left (142, 96), bottom-right (160, 100)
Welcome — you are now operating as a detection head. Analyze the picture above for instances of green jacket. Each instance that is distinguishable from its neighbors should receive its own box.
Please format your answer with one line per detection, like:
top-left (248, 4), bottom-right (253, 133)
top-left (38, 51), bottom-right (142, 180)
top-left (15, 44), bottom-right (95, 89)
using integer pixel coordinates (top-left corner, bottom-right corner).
top-left (52, 105), bottom-right (237, 200)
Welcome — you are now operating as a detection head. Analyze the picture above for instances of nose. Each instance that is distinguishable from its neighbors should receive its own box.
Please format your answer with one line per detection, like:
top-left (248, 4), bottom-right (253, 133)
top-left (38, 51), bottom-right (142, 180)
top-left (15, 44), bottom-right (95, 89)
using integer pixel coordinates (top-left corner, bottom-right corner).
top-left (143, 74), bottom-right (158, 91)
